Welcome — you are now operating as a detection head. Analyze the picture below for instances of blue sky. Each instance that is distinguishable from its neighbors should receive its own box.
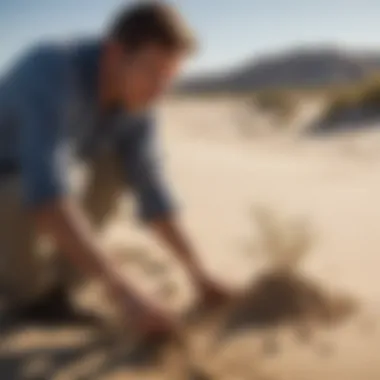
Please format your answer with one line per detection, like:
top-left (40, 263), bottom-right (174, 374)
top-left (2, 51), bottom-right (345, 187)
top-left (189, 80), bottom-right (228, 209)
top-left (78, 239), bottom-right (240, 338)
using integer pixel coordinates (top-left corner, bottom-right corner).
top-left (1, 0), bottom-right (379, 74)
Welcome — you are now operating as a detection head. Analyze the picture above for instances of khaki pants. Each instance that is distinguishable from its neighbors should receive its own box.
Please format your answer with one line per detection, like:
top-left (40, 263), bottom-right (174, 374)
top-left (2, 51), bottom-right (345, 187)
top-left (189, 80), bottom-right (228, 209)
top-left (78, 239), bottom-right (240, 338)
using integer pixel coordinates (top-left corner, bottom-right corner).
top-left (0, 147), bottom-right (124, 309)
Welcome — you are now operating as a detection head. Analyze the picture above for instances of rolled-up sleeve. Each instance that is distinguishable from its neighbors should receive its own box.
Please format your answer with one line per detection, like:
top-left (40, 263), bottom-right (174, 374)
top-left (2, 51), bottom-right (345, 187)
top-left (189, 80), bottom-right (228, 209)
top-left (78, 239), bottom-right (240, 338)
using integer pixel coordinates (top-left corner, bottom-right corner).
top-left (16, 47), bottom-right (70, 207)
top-left (119, 117), bottom-right (176, 222)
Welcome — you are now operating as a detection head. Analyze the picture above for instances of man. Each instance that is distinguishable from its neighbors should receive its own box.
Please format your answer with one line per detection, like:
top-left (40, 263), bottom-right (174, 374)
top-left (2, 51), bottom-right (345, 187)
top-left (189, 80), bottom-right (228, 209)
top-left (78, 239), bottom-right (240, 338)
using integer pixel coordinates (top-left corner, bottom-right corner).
top-left (0, 1), bottom-right (228, 335)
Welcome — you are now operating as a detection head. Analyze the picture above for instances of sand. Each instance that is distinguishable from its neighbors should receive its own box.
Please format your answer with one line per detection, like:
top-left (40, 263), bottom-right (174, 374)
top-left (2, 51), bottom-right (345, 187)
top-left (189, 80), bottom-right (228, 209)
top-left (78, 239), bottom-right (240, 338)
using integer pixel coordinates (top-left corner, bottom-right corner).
top-left (1, 97), bottom-right (380, 379)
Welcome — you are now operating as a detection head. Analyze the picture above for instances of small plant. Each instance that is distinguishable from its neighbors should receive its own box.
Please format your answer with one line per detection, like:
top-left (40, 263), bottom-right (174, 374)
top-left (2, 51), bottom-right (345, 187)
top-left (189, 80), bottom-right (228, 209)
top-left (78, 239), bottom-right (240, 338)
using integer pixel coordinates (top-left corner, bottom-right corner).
top-left (318, 74), bottom-right (380, 128)
top-left (252, 91), bottom-right (297, 122)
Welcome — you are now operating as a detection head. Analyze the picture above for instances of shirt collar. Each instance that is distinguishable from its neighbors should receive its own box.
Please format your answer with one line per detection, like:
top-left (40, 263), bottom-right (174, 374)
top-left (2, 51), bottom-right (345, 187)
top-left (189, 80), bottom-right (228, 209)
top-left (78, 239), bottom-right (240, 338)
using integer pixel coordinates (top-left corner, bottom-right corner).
top-left (73, 38), bottom-right (151, 124)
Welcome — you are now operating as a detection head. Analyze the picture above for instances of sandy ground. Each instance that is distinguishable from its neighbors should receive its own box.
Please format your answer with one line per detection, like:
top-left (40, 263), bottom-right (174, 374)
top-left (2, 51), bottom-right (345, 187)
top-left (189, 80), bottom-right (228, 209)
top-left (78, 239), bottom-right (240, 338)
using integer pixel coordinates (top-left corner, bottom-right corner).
top-left (1, 98), bottom-right (380, 379)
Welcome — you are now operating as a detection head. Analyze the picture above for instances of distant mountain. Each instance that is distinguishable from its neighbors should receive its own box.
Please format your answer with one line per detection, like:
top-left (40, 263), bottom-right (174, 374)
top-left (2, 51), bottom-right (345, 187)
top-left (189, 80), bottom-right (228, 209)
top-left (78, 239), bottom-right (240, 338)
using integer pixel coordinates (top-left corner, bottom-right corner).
top-left (178, 47), bottom-right (380, 93)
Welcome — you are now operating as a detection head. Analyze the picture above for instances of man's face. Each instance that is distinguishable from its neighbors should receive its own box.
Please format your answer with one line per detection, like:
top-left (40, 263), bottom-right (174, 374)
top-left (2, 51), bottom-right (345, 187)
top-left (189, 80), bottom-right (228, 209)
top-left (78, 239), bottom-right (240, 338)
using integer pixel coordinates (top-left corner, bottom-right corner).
top-left (118, 44), bottom-right (185, 112)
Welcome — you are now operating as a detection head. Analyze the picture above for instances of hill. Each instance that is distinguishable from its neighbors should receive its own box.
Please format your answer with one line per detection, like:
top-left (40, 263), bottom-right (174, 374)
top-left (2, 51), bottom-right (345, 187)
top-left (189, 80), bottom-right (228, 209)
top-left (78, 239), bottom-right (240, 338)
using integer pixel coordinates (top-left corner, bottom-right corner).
top-left (178, 47), bottom-right (380, 93)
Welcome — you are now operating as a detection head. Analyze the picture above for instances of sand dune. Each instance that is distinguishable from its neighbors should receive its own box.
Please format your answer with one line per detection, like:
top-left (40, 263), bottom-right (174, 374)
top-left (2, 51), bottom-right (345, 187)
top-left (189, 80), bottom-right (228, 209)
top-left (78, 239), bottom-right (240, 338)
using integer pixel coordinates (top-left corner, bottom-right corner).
top-left (1, 98), bottom-right (380, 379)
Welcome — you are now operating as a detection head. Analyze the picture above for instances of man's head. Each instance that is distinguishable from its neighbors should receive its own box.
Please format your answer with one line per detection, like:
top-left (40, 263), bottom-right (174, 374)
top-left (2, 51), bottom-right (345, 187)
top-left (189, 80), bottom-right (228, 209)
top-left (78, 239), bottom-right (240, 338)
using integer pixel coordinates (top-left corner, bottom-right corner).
top-left (103, 1), bottom-right (197, 112)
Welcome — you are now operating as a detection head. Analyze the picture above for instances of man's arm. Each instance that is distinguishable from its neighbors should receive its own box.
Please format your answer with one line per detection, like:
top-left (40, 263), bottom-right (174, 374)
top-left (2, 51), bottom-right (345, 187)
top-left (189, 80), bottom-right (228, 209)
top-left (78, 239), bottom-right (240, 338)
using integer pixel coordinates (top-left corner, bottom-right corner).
top-left (17, 47), bottom-right (125, 287)
top-left (120, 118), bottom-right (206, 280)
top-left (149, 217), bottom-right (204, 278)
top-left (120, 119), bottom-right (231, 306)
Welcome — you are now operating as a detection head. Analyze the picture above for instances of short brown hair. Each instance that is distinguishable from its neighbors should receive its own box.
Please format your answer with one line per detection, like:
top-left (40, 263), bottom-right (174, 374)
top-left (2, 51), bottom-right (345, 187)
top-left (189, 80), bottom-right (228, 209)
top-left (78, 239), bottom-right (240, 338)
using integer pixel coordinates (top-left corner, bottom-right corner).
top-left (109, 1), bottom-right (197, 54)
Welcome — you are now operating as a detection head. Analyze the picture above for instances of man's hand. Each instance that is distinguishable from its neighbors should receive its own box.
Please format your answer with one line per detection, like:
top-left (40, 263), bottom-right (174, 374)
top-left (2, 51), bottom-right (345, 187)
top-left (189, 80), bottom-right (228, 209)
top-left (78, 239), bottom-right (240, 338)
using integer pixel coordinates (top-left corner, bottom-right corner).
top-left (192, 271), bottom-right (233, 310)
top-left (106, 275), bottom-right (178, 336)
top-left (151, 217), bottom-right (234, 310)
top-left (35, 200), bottom-right (177, 337)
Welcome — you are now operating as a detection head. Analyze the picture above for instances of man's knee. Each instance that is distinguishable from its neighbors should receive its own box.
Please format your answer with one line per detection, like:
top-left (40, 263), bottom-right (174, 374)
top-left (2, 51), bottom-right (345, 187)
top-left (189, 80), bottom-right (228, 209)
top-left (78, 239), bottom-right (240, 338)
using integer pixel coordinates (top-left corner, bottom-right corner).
top-left (0, 177), bottom-right (57, 307)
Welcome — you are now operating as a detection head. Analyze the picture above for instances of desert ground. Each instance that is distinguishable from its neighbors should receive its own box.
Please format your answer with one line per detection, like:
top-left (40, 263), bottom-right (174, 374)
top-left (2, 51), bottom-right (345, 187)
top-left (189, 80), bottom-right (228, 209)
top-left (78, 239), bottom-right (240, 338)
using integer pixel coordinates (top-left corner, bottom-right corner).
top-left (1, 97), bottom-right (380, 379)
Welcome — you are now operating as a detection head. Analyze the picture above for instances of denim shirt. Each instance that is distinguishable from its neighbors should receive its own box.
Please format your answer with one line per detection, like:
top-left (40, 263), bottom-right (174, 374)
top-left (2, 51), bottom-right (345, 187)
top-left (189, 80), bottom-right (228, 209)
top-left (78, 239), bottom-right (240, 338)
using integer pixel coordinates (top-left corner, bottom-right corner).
top-left (0, 39), bottom-right (174, 221)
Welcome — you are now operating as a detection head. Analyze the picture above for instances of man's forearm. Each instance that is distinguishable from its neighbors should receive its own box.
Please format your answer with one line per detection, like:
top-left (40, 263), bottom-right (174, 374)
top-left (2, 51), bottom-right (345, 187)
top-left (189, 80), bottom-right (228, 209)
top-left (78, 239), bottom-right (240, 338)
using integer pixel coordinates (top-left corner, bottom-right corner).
top-left (150, 216), bottom-right (204, 277)
top-left (33, 199), bottom-right (117, 281)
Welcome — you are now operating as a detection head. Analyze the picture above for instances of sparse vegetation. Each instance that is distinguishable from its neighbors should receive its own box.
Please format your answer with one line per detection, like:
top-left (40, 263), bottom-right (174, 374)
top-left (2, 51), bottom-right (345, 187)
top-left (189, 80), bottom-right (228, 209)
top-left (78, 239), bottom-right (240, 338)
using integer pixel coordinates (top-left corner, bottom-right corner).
top-left (251, 90), bottom-right (299, 121)
top-left (241, 75), bottom-right (380, 130)
top-left (320, 74), bottom-right (380, 126)
top-left (218, 206), bottom-right (357, 345)
top-left (175, 72), bottom-right (380, 133)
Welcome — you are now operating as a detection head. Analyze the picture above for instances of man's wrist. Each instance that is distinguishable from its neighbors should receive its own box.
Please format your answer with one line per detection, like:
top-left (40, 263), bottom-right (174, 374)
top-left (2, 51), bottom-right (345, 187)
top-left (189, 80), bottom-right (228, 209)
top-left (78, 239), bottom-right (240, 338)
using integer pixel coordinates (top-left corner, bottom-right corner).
top-left (98, 259), bottom-right (121, 283)
top-left (101, 263), bottom-right (136, 296)
top-left (186, 260), bottom-right (206, 281)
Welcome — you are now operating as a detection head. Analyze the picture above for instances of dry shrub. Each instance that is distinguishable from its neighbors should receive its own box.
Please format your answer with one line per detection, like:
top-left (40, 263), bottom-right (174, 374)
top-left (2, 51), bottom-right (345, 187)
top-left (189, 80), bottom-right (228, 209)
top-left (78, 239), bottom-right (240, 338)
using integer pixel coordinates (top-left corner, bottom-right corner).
top-left (220, 206), bottom-right (357, 340)
top-left (318, 74), bottom-right (380, 128)
top-left (252, 91), bottom-right (297, 120)
top-left (359, 76), bottom-right (380, 108)
top-left (223, 271), bottom-right (356, 332)
top-left (322, 92), bottom-right (356, 122)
